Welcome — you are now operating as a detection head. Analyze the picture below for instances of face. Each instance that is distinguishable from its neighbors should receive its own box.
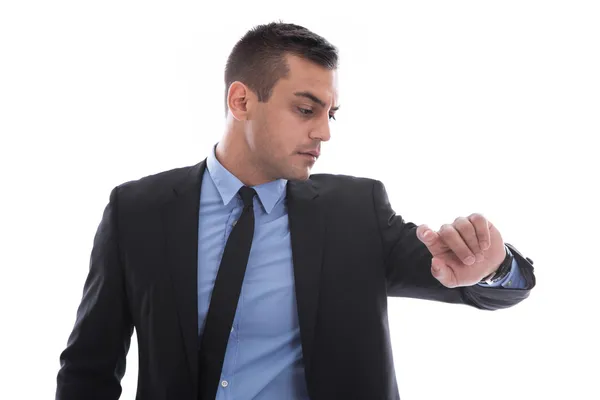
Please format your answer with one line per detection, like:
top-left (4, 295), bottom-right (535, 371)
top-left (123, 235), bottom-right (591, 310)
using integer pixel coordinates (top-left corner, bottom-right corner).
top-left (239, 54), bottom-right (339, 182)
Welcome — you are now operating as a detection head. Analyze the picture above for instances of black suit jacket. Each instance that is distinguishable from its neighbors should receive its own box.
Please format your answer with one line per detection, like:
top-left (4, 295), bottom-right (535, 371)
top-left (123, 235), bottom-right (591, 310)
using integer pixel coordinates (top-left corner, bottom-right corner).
top-left (56, 160), bottom-right (536, 400)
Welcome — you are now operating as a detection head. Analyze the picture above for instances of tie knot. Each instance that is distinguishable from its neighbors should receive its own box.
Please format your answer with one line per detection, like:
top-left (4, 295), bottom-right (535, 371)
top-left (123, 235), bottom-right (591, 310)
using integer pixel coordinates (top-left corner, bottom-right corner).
top-left (238, 186), bottom-right (256, 208)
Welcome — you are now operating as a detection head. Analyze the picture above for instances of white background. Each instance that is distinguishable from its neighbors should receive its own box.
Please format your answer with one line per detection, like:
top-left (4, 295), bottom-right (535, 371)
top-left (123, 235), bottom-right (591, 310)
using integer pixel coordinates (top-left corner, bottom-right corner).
top-left (1, 1), bottom-right (599, 399)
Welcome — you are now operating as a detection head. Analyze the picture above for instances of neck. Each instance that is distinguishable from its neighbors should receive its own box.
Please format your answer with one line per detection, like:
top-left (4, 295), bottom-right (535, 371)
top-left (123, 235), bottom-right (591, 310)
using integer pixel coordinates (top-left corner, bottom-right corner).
top-left (215, 131), bottom-right (274, 187)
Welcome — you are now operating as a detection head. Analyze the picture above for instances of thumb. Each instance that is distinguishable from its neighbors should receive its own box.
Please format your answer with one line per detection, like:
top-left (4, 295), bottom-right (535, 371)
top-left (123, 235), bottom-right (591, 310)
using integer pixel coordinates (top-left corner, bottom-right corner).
top-left (417, 224), bottom-right (445, 256)
top-left (431, 257), bottom-right (457, 288)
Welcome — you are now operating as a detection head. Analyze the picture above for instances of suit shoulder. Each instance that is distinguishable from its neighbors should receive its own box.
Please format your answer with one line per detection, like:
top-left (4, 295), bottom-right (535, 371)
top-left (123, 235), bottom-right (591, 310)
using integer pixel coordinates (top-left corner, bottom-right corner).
top-left (309, 172), bottom-right (377, 186)
top-left (309, 173), bottom-right (378, 197)
top-left (114, 163), bottom-right (200, 212)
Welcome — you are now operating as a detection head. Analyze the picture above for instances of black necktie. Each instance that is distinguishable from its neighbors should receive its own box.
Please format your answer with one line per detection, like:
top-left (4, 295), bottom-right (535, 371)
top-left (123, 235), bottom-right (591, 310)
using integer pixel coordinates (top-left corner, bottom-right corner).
top-left (198, 186), bottom-right (257, 400)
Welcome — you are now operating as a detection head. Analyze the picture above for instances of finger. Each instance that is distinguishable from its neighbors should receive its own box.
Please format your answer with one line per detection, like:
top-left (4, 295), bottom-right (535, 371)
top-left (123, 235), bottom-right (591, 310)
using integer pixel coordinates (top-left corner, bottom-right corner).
top-left (438, 224), bottom-right (476, 265)
top-left (468, 213), bottom-right (491, 251)
top-left (453, 217), bottom-right (484, 262)
top-left (431, 257), bottom-right (457, 288)
top-left (416, 224), bottom-right (447, 256)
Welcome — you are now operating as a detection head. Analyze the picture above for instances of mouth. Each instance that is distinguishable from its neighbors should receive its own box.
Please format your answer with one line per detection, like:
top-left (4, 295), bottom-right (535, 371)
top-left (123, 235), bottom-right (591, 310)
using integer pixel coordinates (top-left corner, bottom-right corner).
top-left (298, 152), bottom-right (318, 162)
top-left (299, 150), bottom-right (320, 158)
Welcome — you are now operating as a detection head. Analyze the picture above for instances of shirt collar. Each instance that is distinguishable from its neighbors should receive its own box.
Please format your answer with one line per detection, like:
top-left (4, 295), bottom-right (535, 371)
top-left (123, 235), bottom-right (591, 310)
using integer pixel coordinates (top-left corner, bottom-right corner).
top-left (206, 143), bottom-right (287, 214)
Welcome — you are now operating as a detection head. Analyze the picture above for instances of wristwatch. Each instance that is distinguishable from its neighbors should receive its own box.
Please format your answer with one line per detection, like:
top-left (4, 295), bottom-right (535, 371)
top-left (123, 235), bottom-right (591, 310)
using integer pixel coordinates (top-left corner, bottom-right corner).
top-left (479, 245), bottom-right (514, 285)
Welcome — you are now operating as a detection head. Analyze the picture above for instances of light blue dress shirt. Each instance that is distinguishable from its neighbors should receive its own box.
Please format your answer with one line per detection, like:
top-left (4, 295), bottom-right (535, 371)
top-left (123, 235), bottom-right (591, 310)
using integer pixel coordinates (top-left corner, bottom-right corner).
top-left (197, 146), bottom-right (310, 399)
top-left (196, 145), bottom-right (527, 399)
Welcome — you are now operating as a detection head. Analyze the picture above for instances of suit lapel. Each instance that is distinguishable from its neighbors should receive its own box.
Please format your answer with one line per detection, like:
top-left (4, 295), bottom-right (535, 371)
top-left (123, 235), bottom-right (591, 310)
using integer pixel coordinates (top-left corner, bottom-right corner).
top-left (161, 164), bottom-right (326, 395)
top-left (287, 179), bottom-right (326, 379)
top-left (161, 160), bottom-right (205, 395)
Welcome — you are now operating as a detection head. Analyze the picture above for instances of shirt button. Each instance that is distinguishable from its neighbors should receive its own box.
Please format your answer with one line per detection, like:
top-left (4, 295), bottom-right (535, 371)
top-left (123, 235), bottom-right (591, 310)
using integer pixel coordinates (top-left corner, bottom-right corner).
top-left (232, 220), bottom-right (237, 227)
top-left (221, 380), bottom-right (228, 388)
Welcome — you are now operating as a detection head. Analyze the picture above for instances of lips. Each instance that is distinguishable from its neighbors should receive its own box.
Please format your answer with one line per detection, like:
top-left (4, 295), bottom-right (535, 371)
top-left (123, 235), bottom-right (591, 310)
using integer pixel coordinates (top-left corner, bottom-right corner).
top-left (300, 150), bottom-right (320, 158)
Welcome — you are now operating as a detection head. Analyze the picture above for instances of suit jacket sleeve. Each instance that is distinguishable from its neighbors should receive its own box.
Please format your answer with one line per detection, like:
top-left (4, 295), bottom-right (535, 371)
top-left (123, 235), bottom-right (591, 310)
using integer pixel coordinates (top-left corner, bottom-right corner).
top-left (372, 179), bottom-right (536, 310)
top-left (56, 186), bottom-right (134, 400)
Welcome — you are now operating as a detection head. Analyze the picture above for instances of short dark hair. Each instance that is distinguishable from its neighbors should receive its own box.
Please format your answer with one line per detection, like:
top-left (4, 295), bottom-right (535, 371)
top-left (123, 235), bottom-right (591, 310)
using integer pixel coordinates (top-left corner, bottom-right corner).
top-left (224, 21), bottom-right (339, 115)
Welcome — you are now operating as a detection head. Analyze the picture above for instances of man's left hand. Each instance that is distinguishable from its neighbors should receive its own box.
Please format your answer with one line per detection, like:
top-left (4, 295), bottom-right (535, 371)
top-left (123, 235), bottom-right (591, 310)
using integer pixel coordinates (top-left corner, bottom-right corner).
top-left (416, 213), bottom-right (506, 288)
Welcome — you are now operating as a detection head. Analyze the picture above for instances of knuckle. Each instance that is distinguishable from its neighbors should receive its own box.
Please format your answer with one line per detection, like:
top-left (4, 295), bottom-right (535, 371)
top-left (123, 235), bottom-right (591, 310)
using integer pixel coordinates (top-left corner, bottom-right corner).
top-left (454, 217), bottom-right (471, 230)
top-left (469, 213), bottom-right (485, 223)
top-left (439, 224), bottom-right (453, 235)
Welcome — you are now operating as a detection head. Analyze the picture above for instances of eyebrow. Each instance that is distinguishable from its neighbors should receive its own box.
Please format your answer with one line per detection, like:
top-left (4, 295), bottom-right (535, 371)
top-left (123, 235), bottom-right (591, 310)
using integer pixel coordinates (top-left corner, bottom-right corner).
top-left (294, 91), bottom-right (340, 112)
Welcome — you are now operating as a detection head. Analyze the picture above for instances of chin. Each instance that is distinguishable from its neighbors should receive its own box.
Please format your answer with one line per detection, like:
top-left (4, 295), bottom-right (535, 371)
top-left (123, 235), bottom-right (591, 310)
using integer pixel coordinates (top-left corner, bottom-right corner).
top-left (278, 158), bottom-right (313, 181)
top-left (297, 169), bottom-right (312, 180)
top-left (284, 168), bottom-right (311, 181)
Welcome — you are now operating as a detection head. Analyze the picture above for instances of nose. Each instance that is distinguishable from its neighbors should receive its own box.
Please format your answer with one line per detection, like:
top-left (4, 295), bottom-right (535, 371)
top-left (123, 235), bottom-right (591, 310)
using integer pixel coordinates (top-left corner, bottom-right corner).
top-left (309, 117), bottom-right (331, 142)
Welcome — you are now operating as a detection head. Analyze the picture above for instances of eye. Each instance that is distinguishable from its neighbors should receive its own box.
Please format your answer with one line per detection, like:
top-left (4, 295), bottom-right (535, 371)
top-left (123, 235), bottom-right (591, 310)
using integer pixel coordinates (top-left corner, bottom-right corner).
top-left (298, 107), bottom-right (313, 116)
top-left (298, 107), bottom-right (336, 121)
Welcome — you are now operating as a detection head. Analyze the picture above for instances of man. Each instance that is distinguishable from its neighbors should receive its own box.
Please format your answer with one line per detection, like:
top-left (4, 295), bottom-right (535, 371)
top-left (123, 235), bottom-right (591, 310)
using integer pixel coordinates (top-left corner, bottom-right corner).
top-left (56, 22), bottom-right (536, 400)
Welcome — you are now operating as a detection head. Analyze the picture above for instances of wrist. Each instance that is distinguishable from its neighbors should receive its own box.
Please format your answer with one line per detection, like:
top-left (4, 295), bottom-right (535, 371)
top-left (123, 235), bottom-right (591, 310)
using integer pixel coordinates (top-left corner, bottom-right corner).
top-left (479, 245), bottom-right (514, 285)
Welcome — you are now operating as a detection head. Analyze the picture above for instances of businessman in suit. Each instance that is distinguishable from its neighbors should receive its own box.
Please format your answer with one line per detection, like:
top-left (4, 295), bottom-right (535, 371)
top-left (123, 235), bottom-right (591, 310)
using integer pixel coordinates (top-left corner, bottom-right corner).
top-left (56, 22), bottom-right (536, 400)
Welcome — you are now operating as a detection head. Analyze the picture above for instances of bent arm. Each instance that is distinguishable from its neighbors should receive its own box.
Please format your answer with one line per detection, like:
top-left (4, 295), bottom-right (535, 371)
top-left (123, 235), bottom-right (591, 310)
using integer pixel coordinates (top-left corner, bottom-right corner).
top-left (372, 179), bottom-right (535, 310)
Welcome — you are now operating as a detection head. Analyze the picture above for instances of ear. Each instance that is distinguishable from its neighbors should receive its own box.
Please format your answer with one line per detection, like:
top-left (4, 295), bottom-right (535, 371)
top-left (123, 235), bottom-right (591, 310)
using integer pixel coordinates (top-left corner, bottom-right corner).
top-left (227, 81), bottom-right (255, 121)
